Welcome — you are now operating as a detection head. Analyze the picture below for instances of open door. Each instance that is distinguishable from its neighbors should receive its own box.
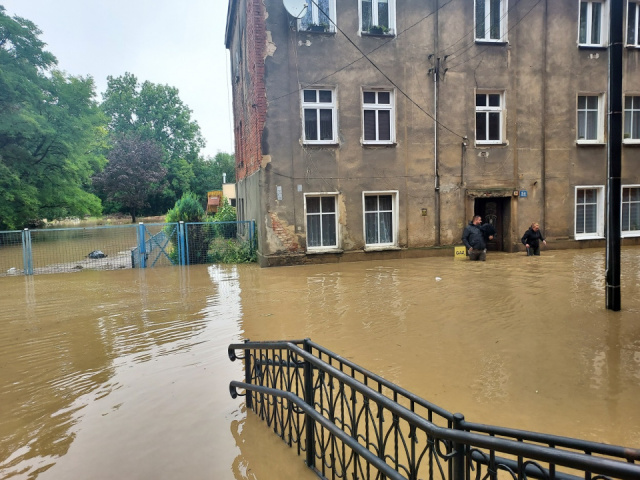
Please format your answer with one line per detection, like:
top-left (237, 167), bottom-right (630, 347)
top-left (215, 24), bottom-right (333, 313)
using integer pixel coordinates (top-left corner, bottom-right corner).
top-left (474, 198), bottom-right (506, 251)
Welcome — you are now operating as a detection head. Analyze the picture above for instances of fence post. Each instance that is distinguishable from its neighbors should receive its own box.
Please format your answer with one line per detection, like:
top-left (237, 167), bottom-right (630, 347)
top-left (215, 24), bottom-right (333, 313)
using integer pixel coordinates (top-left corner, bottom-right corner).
top-left (21, 229), bottom-right (33, 275)
top-left (178, 222), bottom-right (186, 266)
top-left (244, 339), bottom-right (252, 409)
top-left (251, 220), bottom-right (256, 256)
top-left (137, 222), bottom-right (147, 268)
top-left (452, 413), bottom-right (466, 480)
top-left (303, 338), bottom-right (315, 470)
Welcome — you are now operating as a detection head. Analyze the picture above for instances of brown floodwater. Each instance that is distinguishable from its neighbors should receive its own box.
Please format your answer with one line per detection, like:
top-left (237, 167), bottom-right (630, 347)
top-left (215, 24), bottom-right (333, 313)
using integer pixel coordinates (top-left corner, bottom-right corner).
top-left (1, 248), bottom-right (639, 479)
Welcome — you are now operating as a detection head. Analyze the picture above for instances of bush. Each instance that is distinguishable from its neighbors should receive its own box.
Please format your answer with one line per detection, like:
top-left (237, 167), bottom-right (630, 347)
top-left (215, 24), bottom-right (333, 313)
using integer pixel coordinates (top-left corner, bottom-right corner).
top-left (212, 198), bottom-right (237, 238)
top-left (165, 192), bottom-right (215, 264)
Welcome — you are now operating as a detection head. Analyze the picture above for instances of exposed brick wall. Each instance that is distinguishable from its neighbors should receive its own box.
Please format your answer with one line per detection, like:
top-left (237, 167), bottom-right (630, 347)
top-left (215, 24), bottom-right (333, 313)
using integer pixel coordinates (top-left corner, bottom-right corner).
top-left (232, 0), bottom-right (268, 182)
top-left (269, 212), bottom-right (300, 252)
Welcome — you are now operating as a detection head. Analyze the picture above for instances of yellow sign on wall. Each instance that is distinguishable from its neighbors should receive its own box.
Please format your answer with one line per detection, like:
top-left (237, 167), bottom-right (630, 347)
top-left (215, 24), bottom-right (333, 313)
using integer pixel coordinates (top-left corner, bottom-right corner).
top-left (454, 246), bottom-right (467, 260)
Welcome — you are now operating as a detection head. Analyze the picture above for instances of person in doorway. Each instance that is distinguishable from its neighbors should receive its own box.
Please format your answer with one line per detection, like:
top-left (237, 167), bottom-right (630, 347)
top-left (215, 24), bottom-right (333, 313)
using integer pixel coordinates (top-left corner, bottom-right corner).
top-left (521, 222), bottom-right (546, 256)
top-left (462, 215), bottom-right (494, 261)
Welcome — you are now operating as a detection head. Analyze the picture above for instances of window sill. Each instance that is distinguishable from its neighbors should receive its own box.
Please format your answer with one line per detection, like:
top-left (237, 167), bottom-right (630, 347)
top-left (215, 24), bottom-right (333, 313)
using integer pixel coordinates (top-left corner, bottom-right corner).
top-left (475, 142), bottom-right (507, 147)
top-left (626, 44), bottom-right (640, 48)
top-left (623, 140), bottom-right (640, 146)
top-left (576, 141), bottom-right (606, 146)
top-left (575, 235), bottom-right (604, 241)
top-left (362, 142), bottom-right (397, 148)
top-left (307, 248), bottom-right (343, 254)
top-left (578, 44), bottom-right (607, 49)
top-left (474, 39), bottom-right (508, 45)
top-left (622, 232), bottom-right (640, 238)
top-left (364, 245), bottom-right (400, 252)
top-left (362, 31), bottom-right (395, 37)
top-left (302, 142), bottom-right (340, 148)
top-left (301, 29), bottom-right (336, 35)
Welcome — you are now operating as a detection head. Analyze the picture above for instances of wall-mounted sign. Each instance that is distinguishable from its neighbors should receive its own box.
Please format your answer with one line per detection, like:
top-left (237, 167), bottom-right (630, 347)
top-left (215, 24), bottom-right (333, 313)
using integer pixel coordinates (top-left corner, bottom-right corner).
top-left (276, 185), bottom-right (283, 201)
top-left (519, 190), bottom-right (528, 198)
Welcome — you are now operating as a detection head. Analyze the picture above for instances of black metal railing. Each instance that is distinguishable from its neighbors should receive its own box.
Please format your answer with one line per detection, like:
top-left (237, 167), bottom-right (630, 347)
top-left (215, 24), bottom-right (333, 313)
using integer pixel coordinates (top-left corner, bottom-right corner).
top-left (228, 339), bottom-right (640, 480)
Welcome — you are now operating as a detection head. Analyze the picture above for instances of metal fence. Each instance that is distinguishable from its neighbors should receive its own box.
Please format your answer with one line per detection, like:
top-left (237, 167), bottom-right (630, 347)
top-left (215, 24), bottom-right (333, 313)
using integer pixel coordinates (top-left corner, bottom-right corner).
top-left (228, 339), bottom-right (640, 480)
top-left (0, 220), bottom-right (256, 276)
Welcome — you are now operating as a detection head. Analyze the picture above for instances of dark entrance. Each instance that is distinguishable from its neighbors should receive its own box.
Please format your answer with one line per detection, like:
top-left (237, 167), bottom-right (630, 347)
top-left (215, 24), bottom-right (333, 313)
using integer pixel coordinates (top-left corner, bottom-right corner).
top-left (474, 197), bottom-right (507, 251)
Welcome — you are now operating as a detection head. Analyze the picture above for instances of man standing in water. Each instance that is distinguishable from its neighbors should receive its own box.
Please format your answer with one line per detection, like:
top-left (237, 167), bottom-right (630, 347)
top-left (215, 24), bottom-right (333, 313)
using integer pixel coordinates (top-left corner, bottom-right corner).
top-left (462, 215), bottom-right (493, 261)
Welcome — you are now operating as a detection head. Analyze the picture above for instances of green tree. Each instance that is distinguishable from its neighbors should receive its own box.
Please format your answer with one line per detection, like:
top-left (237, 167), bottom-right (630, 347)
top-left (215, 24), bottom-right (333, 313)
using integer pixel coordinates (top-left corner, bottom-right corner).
top-left (0, 7), bottom-right (107, 229)
top-left (165, 192), bottom-right (213, 264)
top-left (189, 152), bottom-right (235, 201)
top-left (100, 73), bottom-right (205, 214)
top-left (92, 135), bottom-right (166, 223)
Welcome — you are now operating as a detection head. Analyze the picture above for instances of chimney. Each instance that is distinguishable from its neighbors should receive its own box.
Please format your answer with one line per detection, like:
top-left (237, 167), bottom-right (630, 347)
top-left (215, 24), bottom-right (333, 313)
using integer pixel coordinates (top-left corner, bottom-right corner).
top-left (223, 173), bottom-right (227, 184)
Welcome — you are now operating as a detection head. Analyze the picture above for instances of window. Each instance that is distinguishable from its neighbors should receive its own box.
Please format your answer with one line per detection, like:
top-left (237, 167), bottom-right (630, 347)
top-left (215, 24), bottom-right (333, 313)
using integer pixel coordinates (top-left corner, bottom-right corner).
top-left (300, 0), bottom-right (335, 32)
top-left (475, 0), bottom-right (507, 42)
top-left (579, 1), bottom-right (607, 46)
top-left (475, 91), bottom-right (504, 144)
top-left (363, 192), bottom-right (397, 247)
top-left (360, 0), bottom-right (395, 34)
top-left (622, 186), bottom-right (640, 236)
top-left (624, 96), bottom-right (640, 142)
top-left (577, 95), bottom-right (604, 143)
top-left (302, 88), bottom-right (337, 144)
top-left (575, 186), bottom-right (605, 239)
top-left (362, 90), bottom-right (394, 144)
top-left (305, 195), bottom-right (338, 249)
top-left (629, 2), bottom-right (640, 46)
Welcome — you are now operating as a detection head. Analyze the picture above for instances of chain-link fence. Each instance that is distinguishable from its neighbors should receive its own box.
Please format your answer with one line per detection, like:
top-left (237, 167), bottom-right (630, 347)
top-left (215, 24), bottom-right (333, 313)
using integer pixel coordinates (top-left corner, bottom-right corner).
top-left (0, 221), bottom-right (256, 277)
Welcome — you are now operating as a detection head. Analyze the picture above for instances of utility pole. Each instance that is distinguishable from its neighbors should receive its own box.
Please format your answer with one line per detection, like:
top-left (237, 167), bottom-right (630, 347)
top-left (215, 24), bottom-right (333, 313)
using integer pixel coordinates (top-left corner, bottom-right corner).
top-left (606, 0), bottom-right (623, 311)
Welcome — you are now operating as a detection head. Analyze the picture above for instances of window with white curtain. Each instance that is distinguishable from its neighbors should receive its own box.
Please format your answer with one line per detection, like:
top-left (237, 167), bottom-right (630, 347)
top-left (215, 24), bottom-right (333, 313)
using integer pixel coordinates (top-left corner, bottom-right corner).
top-left (628, 2), bottom-right (640, 46)
top-left (624, 96), bottom-right (640, 142)
top-left (364, 192), bottom-right (396, 247)
top-left (360, 0), bottom-right (395, 34)
top-left (305, 195), bottom-right (338, 249)
top-left (622, 186), bottom-right (640, 236)
top-left (577, 94), bottom-right (604, 143)
top-left (579, 1), bottom-right (608, 47)
top-left (575, 186), bottom-right (604, 239)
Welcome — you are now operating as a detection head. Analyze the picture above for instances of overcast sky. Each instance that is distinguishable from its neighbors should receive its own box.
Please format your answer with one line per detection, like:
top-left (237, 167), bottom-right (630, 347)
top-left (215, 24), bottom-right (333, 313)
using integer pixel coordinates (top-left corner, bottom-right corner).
top-left (2, 0), bottom-right (234, 157)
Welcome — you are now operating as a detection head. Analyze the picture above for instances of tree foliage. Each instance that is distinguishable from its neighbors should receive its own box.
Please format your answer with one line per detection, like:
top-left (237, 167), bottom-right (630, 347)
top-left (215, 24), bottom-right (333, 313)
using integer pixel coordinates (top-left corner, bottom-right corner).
top-left (190, 152), bottom-right (236, 201)
top-left (92, 135), bottom-right (166, 223)
top-left (100, 73), bottom-right (206, 213)
top-left (0, 6), bottom-right (107, 229)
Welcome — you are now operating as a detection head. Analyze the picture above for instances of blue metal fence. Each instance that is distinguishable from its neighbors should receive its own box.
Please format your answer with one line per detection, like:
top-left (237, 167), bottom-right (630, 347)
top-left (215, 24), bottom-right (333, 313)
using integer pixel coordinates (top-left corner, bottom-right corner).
top-left (0, 220), bottom-right (256, 276)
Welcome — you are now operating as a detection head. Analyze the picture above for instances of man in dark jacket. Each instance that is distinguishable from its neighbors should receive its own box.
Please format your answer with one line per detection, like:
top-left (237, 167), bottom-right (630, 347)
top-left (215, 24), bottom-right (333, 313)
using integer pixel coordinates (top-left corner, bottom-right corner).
top-left (521, 222), bottom-right (546, 256)
top-left (462, 215), bottom-right (493, 261)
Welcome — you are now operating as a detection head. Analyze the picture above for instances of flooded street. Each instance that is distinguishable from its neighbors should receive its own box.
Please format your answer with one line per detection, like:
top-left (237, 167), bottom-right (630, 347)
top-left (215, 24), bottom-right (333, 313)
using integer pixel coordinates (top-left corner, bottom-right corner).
top-left (1, 248), bottom-right (640, 479)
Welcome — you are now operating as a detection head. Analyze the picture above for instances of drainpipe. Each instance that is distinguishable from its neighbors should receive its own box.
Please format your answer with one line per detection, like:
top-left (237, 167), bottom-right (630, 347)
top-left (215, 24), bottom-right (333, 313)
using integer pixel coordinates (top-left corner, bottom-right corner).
top-left (434, 60), bottom-right (440, 246)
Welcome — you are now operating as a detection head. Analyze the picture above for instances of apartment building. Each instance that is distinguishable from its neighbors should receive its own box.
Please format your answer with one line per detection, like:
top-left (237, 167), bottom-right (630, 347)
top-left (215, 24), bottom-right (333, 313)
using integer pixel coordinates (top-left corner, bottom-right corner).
top-left (225, 0), bottom-right (640, 266)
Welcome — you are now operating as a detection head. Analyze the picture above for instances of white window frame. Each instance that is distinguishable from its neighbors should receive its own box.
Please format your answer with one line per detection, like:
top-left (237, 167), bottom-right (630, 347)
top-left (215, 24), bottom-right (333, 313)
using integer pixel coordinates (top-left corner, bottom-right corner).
top-left (474, 0), bottom-right (508, 42)
top-left (575, 186), bottom-right (605, 240)
top-left (628, 1), bottom-right (640, 46)
top-left (362, 89), bottom-right (395, 145)
top-left (475, 91), bottom-right (505, 145)
top-left (578, 1), bottom-right (608, 47)
top-left (621, 185), bottom-right (640, 237)
top-left (299, 0), bottom-right (336, 33)
top-left (304, 193), bottom-right (340, 251)
top-left (301, 88), bottom-right (338, 145)
top-left (624, 95), bottom-right (640, 143)
top-left (577, 94), bottom-right (605, 144)
top-left (358, 0), bottom-right (396, 35)
top-left (362, 191), bottom-right (398, 249)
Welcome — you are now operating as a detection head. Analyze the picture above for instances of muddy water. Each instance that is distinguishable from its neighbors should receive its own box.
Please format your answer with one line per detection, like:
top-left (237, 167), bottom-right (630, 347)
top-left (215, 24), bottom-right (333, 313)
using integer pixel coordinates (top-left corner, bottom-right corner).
top-left (1, 248), bottom-right (639, 479)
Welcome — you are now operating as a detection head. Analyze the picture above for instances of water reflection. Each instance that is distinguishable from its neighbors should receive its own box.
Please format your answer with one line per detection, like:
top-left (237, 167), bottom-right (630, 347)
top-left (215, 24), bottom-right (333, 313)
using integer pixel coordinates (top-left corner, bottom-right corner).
top-left (0, 248), bottom-right (639, 479)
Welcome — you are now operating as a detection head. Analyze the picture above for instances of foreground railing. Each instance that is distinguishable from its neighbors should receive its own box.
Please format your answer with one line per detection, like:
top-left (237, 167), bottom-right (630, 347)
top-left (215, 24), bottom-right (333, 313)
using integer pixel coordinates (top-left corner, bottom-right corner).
top-left (228, 339), bottom-right (640, 480)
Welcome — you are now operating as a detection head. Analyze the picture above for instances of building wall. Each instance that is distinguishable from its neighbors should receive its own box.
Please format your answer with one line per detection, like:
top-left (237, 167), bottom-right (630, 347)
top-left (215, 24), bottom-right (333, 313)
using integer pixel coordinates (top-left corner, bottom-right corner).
top-left (227, 0), bottom-right (640, 265)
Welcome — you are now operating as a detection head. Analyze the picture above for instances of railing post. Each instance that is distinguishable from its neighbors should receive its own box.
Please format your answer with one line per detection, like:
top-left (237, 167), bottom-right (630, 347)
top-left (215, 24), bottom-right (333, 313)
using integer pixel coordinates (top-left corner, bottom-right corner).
top-left (452, 413), bottom-right (466, 480)
top-left (137, 222), bottom-right (147, 268)
top-left (244, 339), bottom-right (252, 410)
top-left (21, 228), bottom-right (33, 275)
top-left (178, 221), bottom-right (186, 266)
top-left (303, 339), bottom-right (315, 470)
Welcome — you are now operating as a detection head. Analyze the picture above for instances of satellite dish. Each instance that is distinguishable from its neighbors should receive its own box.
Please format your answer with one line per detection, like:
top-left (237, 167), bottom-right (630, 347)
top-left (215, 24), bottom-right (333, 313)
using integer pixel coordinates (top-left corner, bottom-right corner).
top-left (283, 0), bottom-right (308, 19)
